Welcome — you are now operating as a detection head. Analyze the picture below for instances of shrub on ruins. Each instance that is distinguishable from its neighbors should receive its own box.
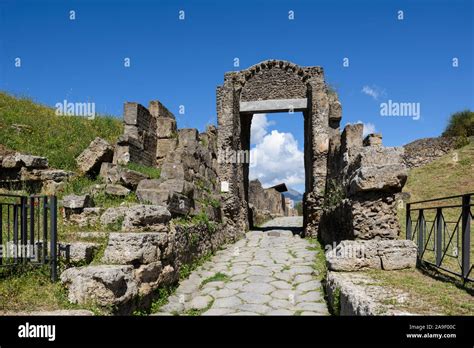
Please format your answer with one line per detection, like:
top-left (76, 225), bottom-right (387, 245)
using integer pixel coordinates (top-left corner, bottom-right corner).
top-left (322, 179), bottom-right (345, 210)
top-left (442, 110), bottom-right (474, 145)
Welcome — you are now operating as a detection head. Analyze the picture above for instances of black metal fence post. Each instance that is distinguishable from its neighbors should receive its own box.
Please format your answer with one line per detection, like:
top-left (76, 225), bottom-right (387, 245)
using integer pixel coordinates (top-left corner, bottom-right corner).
top-left (49, 196), bottom-right (58, 282)
top-left (461, 194), bottom-right (471, 281)
top-left (406, 203), bottom-right (412, 240)
top-left (13, 203), bottom-right (18, 261)
top-left (20, 196), bottom-right (27, 263)
top-left (29, 196), bottom-right (35, 248)
top-left (417, 209), bottom-right (425, 258)
top-left (42, 196), bottom-right (48, 264)
top-left (435, 208), bottom-right (443, 266)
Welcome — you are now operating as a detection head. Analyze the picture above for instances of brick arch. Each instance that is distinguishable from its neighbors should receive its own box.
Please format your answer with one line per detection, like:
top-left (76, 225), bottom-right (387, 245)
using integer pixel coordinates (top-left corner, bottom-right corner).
top-left (216, 60), bottom-right (341, 237)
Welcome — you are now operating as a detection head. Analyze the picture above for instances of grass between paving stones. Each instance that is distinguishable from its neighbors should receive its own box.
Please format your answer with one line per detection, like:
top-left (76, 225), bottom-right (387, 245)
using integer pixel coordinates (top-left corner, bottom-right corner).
top-left (200, 272), bottom-right (230, 289)
top-left (183, 298), bottom-right (215, 316)
top-left (365, 268), bottom-right (474, 315)
top-left (306, 238), bottom-right (327, 281)
top-left (147, 251), bottom-right (214, 315)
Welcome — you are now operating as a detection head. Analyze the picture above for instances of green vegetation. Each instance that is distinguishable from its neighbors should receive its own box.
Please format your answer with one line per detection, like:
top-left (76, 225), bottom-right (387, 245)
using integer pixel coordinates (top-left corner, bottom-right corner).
top-left (0, 92), bottom-right (123, 170)
top-left (60, 175), bottom-right (138, 203)
top-left (125, 162), bottom-right (161, 179)
top-left (149, 252), bottom-right (214, 314)
top-left (367, 269), bottom-right (474, 315)
top-left (398, 142), bottom-right (474, 278)
top-left (401, 142), bottom-right (473, 204)
top-left (148, 286), bottom-right (177, 314)
top-left (322, 179), bottom-right (345, 210)
top-left (331, 287), bottom-right (341, 316)
top-left (172, 211), bottom-right (218, 235)
top-left (307, 238), bottom-right (327, 281)
top-left (178, 252), bottom-right (213, 280)
top-left (442, 109), bottom-right (474, 138)
top-left (184, 298), bottom-right (215, 316)
top-left (0, 265), bottom-right (104, 314)
top-left (200, 272), bottom-right (230, 288)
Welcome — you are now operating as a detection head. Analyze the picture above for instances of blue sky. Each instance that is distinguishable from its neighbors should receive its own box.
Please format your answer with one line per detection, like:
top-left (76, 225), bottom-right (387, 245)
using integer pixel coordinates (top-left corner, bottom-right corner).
top-left (1, 0), bottom-right (472, 193)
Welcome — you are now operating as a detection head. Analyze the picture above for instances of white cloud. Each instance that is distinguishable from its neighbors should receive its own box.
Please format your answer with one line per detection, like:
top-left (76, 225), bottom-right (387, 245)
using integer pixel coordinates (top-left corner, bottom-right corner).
top-left (251, 114), bottom-right (276, 144)
top-left (356, 120), bottom-right (377, 137)
top-left (361, 85), bottom-right (386, 101)
top-left (249, 122), bottom-right (305, 189)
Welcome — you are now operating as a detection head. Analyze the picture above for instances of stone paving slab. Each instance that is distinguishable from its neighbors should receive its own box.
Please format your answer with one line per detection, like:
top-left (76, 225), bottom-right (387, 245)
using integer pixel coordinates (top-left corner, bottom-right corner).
top-left (154, 217), bottom-right (329, 316)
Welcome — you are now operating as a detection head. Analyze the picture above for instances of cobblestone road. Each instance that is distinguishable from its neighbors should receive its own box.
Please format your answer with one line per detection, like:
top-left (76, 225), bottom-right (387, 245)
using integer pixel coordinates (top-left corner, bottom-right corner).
top-left (155, 217), bottom-right (328, 316)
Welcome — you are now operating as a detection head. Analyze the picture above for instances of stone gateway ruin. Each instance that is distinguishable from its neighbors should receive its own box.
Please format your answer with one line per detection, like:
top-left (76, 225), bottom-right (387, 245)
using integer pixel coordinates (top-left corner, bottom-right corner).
top-left (215, 60), bottom-right (407, 245)
top-left (216, 60), bottom-right (342, 238)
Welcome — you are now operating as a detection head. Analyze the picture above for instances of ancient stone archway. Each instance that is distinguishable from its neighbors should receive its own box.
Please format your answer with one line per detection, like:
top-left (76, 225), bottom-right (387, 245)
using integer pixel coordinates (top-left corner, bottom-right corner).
top-left (216, 60), bottom-right (342, 237)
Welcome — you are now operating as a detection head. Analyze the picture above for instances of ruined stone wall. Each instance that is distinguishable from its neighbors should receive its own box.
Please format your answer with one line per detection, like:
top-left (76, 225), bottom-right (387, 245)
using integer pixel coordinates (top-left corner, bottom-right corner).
top-left (0, 152), bottom-right (71, 193)
top-left (320, 124), bottom-right (407, 244)
top-left (402, 136), bottom-right (459, 169)
top-left (248, 179), bottom-right (287, 226)
top-left (113, 103), bottom-right (158, 167)
top-left (60, 99), bottom-right (244, 314)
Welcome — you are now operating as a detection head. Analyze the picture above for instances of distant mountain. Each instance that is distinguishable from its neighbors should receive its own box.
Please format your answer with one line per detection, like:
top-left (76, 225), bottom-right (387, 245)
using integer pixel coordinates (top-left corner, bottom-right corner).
top-left (283, 188), bottom-right (303, 202)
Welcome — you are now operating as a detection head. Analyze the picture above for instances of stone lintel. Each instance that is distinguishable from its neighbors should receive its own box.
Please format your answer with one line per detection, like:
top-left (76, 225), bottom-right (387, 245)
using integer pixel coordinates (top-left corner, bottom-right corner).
top-left (239, 98), bottom-right (307, 114)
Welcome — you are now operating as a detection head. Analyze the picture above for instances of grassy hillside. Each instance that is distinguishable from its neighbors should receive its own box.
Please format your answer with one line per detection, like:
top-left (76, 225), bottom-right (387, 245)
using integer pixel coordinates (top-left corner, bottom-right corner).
top-left (398, 142), bottom-right (473, 287)
top-left (402, 142), bottom-right (474, 202)
top-left (0, 92), bottom-right (123, 170)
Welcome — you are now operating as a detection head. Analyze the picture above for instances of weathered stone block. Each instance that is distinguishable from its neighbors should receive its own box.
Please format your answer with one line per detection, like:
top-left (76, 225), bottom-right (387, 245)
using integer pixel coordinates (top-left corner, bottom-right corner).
top-left (18, 154), bottom-right (48, 168)
top-left (105, 184), bottom-right (130, 197)
top-left (136, 179), bottom-right (168, 205)
top-left (102, 232), bottom-right (168, 264)
top-left (99, 206), bottom-right (131, 227)
top-left (76, 137), bottom-right (114, 176)
top-left (326, 240), bottom-right (417, 271)
top-left (119, 169), bottom-right (148, 189)
top-left (157, 118), bottom-right (177, 138)
top-left (178, 129), bottom-right (198, 148)
top-left (1, 154), bottom-right (48, 169)
top-left (355, 146), bottom-right (404, 167)
top-left (325, 271), bottom-right (422, 315)
top-left (160, 162), bottom-right (192, 181)
top-left (62, 194), bottom-right (93, 210)
top-left (156, 138), bottom-right (177, 159)
top-left (64, 242), bottom-right (100, 263)
top-left (341, 124), bottom-right (363, 153)
top-left (60, 265), bottom-right (138, 310)
top-left (121, 204), bottom-right (172, 230)
top-left (349, 164), bottom-right (407, 194)
top-left (377, 240), bottom-right (417, 270)
top-left (1, 154), bottom-right (23, 168)
top-left (112, 145), bottom-right (131, 165)
top-left (100, 162), bottom-right (148, 189)
top-left (167, 192), bottom-right (192, 216)
top-left (149, 100), bottom-right (175, 119)
top-left (68, 207), bottom-right (102, 227)
top-left (363, 133), bottom-right (382, 147)
top-left (326, 240), bottom-right (381, 271)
